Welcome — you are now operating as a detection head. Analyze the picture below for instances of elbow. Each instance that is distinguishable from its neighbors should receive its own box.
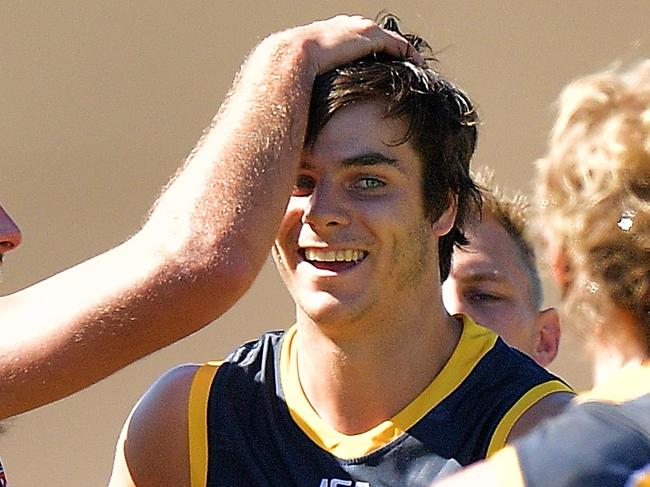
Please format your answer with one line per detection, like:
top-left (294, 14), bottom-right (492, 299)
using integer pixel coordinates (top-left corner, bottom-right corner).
top-left (210, 251), bottom-right (262, 301)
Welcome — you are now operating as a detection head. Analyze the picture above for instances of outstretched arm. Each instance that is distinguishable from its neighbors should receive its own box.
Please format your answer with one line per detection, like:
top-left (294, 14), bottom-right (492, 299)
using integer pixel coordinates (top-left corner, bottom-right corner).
top-left (107, 14), bottom-right (422, 487)
top-left (0, 15), bottom-right (419, 421)
top-left (0, 27), bottom-right (303, 420)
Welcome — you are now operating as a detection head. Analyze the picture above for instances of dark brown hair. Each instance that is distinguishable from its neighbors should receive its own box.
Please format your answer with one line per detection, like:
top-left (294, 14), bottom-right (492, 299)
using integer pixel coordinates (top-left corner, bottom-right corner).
top-left (306, 14), bottom-right (481, 281)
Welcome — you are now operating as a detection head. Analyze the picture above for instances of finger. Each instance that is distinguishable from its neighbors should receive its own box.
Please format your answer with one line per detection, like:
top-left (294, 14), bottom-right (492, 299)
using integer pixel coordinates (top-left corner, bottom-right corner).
top-left (295, 15), bottom-right (426, 75)
top-left (380, 28), bottom-right (426, 66)
top-left (346, 18), bottom-right (425, 66)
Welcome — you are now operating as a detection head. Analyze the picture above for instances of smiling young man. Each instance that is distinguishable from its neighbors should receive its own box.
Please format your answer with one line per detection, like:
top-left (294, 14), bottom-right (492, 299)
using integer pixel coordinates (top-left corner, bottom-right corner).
top-left (109, 15), bottom-right (572, 487)
top-left (1, 15), bottom-right (402, 485)
top-left (443, 171), bottom-right (561, 366)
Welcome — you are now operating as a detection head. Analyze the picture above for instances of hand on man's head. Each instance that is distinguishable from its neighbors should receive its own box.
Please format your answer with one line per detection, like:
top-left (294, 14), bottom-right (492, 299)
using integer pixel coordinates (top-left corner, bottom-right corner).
top-left (273, 15), bottom-right (425, 78)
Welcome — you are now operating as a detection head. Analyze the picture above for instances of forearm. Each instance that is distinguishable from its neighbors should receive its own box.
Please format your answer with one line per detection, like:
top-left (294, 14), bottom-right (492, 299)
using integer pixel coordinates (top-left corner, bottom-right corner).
top-left (0, 15), bottom-right (419, 420)
top-left (141, 34), bottom-right (314, 281)
top-left (0, 239), bottom-right (216, 418)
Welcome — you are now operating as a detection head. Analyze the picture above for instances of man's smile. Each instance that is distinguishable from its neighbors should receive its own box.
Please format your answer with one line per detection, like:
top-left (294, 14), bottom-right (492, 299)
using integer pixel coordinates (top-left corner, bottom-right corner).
top-left (300, 248), bottom-right (368, 272)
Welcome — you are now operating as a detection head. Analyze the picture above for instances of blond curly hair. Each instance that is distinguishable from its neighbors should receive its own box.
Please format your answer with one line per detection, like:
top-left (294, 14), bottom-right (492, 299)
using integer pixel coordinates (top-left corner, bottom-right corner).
top-left (536, 60), bottom-right (650, 350)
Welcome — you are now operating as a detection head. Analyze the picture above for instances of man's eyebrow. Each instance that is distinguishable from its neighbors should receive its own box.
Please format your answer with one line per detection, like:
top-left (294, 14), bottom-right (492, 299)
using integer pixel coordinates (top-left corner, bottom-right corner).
top-left (300, 153), bottom-right (399, 170)
top-left (341, 153), bottom-right (399, 168)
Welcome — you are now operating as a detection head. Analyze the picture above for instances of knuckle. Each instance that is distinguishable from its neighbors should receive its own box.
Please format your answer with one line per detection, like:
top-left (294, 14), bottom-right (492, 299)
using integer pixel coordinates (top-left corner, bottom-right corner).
top-left (357, 18), bottom-right (377, 32)
top-left (331, 14), bottom-right (353, 24)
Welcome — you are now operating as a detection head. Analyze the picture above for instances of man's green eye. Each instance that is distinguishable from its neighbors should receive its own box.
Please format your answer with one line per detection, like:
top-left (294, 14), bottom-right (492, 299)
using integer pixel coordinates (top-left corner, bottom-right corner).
top-left (356, 178), bottom-right (385, 189)
top-left (293, 176), bottom-right (315, 196)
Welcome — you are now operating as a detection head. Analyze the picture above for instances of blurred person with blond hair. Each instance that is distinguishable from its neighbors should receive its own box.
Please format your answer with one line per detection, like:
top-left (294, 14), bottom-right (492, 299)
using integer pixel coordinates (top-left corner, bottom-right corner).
top-left (432, 60), bottom-right (650, 487)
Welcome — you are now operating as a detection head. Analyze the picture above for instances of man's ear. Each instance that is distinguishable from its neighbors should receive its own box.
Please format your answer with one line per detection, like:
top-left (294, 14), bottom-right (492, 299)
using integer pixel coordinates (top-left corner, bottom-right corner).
top-left (533, 307), bottom-right (561, 367)
top-left (431, 195), bottom-right (458, 236)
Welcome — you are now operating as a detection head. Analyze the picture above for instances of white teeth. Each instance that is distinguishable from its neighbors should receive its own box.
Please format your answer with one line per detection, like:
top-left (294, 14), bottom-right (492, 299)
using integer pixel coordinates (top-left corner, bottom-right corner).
top-left (305, 249), bottom-right (366, 262)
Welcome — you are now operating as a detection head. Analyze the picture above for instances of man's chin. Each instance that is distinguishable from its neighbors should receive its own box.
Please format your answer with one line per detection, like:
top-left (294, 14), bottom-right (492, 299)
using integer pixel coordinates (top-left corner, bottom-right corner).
top-left (296, 292), bottom-right (351, 324)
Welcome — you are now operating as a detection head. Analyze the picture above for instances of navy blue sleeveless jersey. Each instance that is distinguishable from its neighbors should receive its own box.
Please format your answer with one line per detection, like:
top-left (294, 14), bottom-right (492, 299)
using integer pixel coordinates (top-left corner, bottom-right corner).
top-left (0, 456), bottom-right (7, 487)
top-left (487, 364), bottom-right (650, 487)
top-left (188, 315), bottom-right (572, 487)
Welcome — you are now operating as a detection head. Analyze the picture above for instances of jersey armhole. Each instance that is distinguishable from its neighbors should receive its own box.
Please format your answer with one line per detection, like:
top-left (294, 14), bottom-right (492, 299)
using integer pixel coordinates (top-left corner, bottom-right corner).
top-left (188, 362), bottom-right (221, 487)
top-left (487, 379), bottom-right (573, 456)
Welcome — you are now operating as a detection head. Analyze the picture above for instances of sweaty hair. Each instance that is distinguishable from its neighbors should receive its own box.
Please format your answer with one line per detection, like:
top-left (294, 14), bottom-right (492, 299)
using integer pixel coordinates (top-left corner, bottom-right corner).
top-left (536, 60), bottom-right (650, 351)
top-left (305, 14), bottom-right (482, 282)
top-left (473, 168), bottom-right (543, 309)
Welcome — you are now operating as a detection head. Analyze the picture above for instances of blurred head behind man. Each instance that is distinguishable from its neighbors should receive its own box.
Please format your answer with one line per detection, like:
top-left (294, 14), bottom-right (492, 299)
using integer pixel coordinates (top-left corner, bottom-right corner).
top-left (443, 169), bottom-right (560, 366)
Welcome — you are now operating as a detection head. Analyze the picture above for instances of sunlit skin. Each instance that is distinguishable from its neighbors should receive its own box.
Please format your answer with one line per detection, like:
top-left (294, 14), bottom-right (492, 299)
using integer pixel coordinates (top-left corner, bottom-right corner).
top-left (106, 19), bottom-right (575, 485)
top-left (443, 213), bottom-right (560, 366)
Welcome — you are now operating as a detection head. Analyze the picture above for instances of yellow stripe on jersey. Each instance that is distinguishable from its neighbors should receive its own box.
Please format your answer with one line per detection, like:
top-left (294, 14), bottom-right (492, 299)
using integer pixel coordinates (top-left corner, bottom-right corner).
top-left (486, 380), bottom-right (573, 457)
top-left (188, 362), bottom-right (221, 487)
top-left (490, 446), bottom-right (526, 487)
top-left (631, 471), bottom-right (650, 487)
top-left (280, 315), bottom-right (498, 459)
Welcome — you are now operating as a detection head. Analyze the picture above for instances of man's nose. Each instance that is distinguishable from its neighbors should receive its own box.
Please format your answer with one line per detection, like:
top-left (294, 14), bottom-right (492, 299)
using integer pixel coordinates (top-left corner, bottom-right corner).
top-left (301, 181), bottom-right (350, 229)
top-left (0, 204), bottom-right (23, 253)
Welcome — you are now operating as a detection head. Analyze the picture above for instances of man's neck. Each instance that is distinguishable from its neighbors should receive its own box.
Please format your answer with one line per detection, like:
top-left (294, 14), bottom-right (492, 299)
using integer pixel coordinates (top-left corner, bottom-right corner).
top-left (294, 301), bottom-right (462, 435)
top-left (591, 309), bottom-right (647, 386)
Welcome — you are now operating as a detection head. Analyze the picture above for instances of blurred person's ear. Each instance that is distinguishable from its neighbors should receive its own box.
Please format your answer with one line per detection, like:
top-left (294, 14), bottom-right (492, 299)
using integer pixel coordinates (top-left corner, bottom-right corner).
top-left (533, 308), bottom-right (561, 367)
top-left (547, 237), bottom-right (571, 296)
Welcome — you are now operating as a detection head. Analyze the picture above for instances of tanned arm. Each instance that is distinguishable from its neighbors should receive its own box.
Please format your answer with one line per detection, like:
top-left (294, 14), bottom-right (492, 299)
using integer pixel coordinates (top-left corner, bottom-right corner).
top-left (0, 34), bottom-right (301, 420)
top-left (0, 15), bottom-right (419, 420)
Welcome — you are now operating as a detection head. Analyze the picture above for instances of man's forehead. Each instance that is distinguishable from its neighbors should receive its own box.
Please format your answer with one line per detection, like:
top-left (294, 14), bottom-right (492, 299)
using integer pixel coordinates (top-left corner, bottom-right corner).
top-left (451, 253), bottom-right (511, 284)
top-left (452, 216), bottom-right (528, 284)
top-left (307, 101), bottom-right (410, 146)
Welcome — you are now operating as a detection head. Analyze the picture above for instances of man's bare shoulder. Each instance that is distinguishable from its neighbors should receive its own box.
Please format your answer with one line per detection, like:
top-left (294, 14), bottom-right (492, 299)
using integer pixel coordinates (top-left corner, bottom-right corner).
top-left (109, 364), bottom-right (199, 487)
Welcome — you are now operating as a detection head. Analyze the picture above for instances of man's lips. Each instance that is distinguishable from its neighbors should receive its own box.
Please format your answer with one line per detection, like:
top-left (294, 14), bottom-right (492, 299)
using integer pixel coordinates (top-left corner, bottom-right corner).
top-left (300, 248), bottom-right (368, 272)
